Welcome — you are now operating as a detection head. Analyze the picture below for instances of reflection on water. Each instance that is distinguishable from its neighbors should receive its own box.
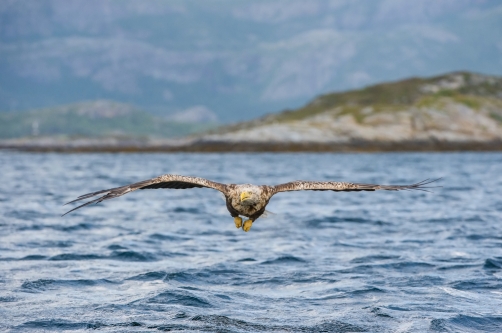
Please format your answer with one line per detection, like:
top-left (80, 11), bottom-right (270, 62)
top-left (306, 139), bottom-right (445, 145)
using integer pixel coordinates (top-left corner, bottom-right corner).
top-left (1, 152), bottom-right (502, 332)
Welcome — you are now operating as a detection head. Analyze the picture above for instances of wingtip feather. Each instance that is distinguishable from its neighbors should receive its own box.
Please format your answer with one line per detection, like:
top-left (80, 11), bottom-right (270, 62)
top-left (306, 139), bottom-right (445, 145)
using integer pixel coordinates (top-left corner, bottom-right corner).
top-left (61, 198), bottom-right (101, 216)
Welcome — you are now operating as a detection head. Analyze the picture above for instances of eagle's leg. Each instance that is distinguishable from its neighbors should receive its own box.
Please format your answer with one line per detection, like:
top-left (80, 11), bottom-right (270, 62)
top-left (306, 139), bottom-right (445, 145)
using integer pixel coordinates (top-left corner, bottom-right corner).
top-left (242, 207), bottom-right (265, 232)
top-left (242, 219), bottom-right (253, 232)
top-left (234, 216), bottom-right (243, 229)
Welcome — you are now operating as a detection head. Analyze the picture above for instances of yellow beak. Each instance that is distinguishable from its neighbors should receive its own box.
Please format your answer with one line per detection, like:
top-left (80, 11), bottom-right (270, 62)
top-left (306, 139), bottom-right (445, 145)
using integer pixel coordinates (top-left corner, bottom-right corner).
top-left (240, 192), bottom-right (251, 202)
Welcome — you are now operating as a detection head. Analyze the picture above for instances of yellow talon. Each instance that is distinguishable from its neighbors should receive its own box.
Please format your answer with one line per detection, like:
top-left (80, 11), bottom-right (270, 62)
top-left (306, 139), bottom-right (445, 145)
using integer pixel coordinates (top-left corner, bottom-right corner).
top-left (243, 220), bottom-right (253, 232)
top-left (234, 217), bottom-right (243, 228)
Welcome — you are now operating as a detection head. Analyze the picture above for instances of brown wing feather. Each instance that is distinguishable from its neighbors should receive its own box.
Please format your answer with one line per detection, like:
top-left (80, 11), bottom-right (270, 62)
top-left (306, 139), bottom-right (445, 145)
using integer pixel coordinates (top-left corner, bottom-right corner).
top-left (272, 178), bottom-right (440, 195)
top-left (63, 175), bottom-right (228, 216)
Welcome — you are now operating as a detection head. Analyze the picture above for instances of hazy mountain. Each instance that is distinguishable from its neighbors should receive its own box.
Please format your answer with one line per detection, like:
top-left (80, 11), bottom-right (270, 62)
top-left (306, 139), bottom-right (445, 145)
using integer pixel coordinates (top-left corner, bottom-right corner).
top-left (0, 100), bottom-right (215, 139)
top-left (1, 0), bottom-right (501, 122)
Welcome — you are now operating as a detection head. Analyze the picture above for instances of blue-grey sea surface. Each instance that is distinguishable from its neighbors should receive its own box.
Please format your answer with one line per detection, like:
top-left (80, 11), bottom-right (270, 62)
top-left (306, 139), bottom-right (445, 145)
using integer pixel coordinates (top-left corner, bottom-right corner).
top-left (0, 152), bottom-right (501, 332)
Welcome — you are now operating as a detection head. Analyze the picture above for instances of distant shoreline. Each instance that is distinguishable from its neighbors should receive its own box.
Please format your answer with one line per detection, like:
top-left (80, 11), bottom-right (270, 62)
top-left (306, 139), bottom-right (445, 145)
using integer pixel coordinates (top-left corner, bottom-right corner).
top-left (2, 140), bottom-right (502, 153)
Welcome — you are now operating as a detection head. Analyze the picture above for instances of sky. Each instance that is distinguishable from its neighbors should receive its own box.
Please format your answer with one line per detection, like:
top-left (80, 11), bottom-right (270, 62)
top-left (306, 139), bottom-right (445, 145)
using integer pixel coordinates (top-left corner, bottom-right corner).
top-left (1, 0), bottom-right (501, 122)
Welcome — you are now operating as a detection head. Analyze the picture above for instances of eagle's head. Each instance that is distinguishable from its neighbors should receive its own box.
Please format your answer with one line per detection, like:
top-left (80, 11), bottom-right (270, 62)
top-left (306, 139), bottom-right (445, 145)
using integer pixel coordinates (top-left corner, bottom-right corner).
top-left (238, 185), bottom-right (262, 206)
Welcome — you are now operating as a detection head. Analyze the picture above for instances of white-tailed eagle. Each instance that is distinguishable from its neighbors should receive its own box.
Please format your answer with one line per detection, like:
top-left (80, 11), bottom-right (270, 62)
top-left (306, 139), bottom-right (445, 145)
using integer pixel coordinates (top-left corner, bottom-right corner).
top-left (63, 175), bottom-right (439, 232)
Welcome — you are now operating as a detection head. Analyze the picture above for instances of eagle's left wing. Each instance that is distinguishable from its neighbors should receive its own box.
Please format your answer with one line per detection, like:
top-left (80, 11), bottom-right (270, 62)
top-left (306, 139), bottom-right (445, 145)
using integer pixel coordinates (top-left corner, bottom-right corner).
top-left (63, 174), bottom-right (228, 216)
top-left (271, 179), bottom-right (440, 196)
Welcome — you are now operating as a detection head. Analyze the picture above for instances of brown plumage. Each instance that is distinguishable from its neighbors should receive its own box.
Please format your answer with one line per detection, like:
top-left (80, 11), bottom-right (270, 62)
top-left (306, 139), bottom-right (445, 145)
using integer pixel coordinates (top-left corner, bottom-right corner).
top-left (63, 175), bottom-right (440, 232)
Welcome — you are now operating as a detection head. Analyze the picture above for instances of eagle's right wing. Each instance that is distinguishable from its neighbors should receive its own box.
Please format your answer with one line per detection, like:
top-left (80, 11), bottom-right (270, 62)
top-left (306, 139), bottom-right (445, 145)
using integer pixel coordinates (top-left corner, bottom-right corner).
top-left (271, 179), bottom-right (440, 196)
top-left (63, 174), bottom-right (228, 216)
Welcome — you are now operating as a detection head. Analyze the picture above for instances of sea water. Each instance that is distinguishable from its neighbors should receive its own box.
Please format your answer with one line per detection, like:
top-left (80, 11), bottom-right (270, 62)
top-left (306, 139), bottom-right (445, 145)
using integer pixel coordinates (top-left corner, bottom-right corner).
top-left (0, 152), bottom-right (501, 332)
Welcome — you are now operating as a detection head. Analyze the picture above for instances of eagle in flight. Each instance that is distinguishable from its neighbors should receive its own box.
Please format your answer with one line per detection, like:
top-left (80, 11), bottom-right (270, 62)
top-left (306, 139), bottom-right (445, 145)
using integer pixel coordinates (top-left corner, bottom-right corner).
top-left (64, 175), bottom-right (438, 232)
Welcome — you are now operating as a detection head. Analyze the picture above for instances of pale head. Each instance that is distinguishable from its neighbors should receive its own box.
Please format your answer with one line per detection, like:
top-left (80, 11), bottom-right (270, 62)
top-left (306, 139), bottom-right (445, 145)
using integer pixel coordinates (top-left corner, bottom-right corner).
top-left (237, 184), bottom-right (262, 206)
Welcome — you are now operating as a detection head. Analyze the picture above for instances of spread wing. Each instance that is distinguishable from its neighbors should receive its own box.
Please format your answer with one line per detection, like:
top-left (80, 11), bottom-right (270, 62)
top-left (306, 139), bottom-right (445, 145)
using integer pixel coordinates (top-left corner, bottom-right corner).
top-left (271, 178), bottom-right (440, 196)
top-left (63, 174), bottom-right (228, 216)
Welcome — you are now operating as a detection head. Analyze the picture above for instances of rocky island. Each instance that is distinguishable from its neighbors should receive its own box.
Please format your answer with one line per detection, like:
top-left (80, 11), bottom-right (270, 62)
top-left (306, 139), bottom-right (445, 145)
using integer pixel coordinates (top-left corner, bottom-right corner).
top-left (198, 71), bottom-right (502, 152)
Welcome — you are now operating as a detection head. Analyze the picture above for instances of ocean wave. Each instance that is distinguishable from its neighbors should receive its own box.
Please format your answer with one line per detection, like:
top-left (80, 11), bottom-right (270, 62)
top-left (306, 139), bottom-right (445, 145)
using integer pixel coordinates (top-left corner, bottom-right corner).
top-left (448, 314), bottom-right (502, 333)
top-left (306, 216), bottom-right (389, 227)
top-left (18, 320), bottom-right (105, 330)
top-left (108, 250), bottom-right (157, 262)
top-left (189, 315), bottom-right (367, 332)
top-left (261, 255), bottom-right (306, 265)
top-left (451, 279), bottom-right (502, 291)
top-left (484, 257), bottom-right (502, 270)
top-left (48, 253), bottom-right (102, 261)
top-left (127, 271), bottom-right (168, 281)
top-left (149, 233), bottom-right (192, 241)
top-left (46, 250), bottom-right (158, 262)
top-left (146, 290), bottom-right (212, 308)
top-left (350, 254), bottom-right (400, 263)
top-left (21, 278), bottom-right (118, 292)
top-left (170, 207), bottom-right (202, 214)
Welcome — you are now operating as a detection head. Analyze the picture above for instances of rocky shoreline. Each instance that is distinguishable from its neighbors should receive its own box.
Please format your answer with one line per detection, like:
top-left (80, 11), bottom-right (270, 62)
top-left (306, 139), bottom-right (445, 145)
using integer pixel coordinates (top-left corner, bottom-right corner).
top-left (2, 139), bottom-right (502, 153)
